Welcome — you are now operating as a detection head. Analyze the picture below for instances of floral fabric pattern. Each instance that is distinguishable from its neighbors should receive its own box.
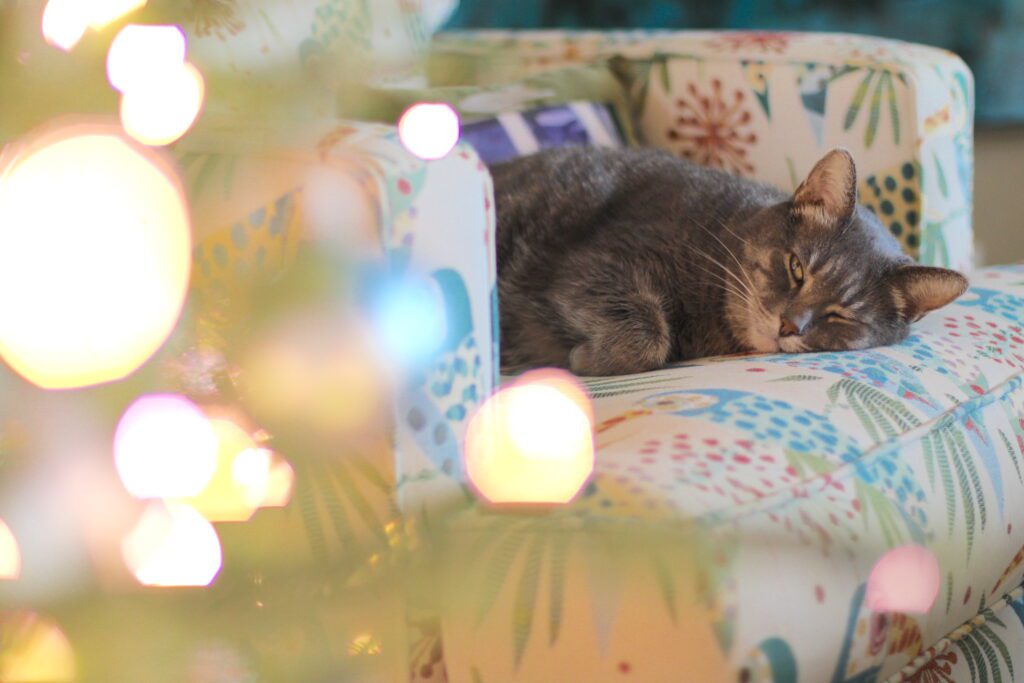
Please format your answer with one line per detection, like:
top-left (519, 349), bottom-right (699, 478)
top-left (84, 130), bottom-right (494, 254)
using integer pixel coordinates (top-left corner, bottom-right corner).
top-left (432, 30), bottom-right (975, 270)
top-left (666, 78), bottom-right (758, 175)
top-left (178, 26), bottom-right (1009, 683)
top-left (441, 266), bottom-right (1024, 683)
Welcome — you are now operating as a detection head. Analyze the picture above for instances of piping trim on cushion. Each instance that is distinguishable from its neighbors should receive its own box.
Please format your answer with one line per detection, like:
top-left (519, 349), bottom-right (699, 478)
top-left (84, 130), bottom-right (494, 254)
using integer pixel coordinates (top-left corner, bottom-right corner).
top-left (886, 582), bottom-right (1024, 682)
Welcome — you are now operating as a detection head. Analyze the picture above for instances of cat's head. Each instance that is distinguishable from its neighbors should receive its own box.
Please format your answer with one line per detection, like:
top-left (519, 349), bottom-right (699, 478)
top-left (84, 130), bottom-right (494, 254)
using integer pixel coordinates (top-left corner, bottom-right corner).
top-left (729, 148), bottom-right (968, 354)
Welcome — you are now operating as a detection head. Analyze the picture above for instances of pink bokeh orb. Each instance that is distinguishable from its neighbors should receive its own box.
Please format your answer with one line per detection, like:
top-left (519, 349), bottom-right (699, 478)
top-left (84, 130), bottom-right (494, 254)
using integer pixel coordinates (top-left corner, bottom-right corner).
top-left (865, 544), bottom-right (941, 614)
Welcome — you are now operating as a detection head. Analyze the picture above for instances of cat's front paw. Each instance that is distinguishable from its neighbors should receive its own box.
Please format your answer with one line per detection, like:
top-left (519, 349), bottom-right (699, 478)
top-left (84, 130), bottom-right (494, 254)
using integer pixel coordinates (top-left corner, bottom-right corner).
top-left (568, 344), bottom-right (601, 377)
top-left (569, 342), bottom-right (666, 377)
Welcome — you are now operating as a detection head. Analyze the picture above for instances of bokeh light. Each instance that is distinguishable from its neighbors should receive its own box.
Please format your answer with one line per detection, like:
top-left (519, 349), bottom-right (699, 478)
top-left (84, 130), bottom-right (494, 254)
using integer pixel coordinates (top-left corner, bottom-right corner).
top-left (106, 24), bottom-right (186, 93)
top-left (120, 62), bottom-right (205, 147)
top-left (347, 633), bottom-right (382, 657)
top-left (370, 275), bottom-right (446, 370)
top-left (0, 611), bottom-right (75, 682)
top-left (184, 420), bottom-right (268, 523)
top-left (398, 103), bottom-right (461, 161)
top-left (261, 455), bottom-right (295, 508)
top-left (865, 544), bottom-right (941, 614)
top-left (121, 503), bottom-right (222, 587)
top-left (41, 0), bottom-right (88, 51)
top-left (42, 0), bottom-right (148, 51)
top-left (114, 395), bottom-right (218, 500)
top-left (0, 126), bottom-right (191, 389)
top-left (240, 316), bottom-right (387, 437)
top-left (0, 519), bottom-right (21, 580)
top-left (465, 369), bottom-right (595, 505)
top-left (302, 165), bottom-right (380, 255)
top-left (81, 0), bottom-right (148, 29)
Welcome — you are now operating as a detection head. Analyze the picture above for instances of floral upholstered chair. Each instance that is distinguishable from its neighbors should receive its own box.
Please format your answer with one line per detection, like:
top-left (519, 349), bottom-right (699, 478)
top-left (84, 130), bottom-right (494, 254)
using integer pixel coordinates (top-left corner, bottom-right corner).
top-left (169, 7), bottom-right (1024, 683)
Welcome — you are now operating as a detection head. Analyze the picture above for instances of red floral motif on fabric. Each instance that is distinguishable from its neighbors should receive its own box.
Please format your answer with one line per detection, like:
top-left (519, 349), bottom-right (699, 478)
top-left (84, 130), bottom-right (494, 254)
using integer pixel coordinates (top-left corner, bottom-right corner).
top-left (667, 79), bottom-right (757, 176)
top-left (907, 649), bottom-right (958, 683)
top-left (187, 0), bottom-right (246, 39)
top-left (707, 32), bottom-right (793, 54)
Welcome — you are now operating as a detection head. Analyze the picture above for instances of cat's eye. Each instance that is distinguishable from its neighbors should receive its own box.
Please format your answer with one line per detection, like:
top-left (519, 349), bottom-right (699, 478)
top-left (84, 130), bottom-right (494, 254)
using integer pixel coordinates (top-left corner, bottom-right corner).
top-left (788, 254), bottom-right (805, 286)
top-left (825, 312), bottom-right (855, 324)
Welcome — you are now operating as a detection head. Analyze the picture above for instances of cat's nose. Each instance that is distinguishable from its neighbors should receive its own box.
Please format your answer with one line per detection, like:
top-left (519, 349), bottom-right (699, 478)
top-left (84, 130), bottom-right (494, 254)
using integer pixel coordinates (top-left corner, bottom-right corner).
top-left (779, 318), bottom-right (801, 337)
top-left (779, 311), bottom-right (811, 337)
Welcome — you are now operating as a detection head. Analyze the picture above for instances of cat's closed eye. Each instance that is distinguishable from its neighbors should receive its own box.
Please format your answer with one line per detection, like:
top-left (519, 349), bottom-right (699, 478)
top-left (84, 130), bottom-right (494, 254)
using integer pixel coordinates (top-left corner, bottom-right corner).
top-left (788, 253), bottom-right (805, 286)
top-left (824, 311), bottom-right (857, 324)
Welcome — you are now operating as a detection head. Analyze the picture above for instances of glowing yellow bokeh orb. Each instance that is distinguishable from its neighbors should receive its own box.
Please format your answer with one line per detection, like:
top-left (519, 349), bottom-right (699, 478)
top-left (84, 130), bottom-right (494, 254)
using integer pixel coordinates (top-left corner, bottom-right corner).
top-left (114, 394), bottom-right (218, 500)
top-left (0, 612), bottom-right (75, 682)
top-left (42, 0), bottom-right (148, 51)
top-left (107, 24), bottom-right (186, 93)
top-left (183, 420), bottom-right (269, 523)
top-left (465, 370), bottom-right (595, 505)
top-left (261, 455), bottom-right (295, 508)
top-left (120, 62), bottom-right (205, 147)
top-left (0, 125), bottom-right (191, 389)
top-left (121, 503), bottom-right (222, 587)
top-left (398, 103), bottom-right (461, 161)
top-left (0, 519), bottom-right (20, 580)
top-left (347, 633), bottom-right (382, 657)
top-left (41, 0), bottom-right (88, 51)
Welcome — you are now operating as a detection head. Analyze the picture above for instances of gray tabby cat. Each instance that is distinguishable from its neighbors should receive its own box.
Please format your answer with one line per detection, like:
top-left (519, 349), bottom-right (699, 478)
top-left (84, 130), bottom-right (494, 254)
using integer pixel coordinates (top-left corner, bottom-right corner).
top-left (492, 146), bottom-right (968, 376)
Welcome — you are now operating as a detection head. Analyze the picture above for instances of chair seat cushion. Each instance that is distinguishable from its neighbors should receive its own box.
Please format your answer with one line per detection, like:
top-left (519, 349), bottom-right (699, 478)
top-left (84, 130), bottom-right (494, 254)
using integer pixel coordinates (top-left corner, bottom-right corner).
top-left (444, 264), bottom-right (1024, 682)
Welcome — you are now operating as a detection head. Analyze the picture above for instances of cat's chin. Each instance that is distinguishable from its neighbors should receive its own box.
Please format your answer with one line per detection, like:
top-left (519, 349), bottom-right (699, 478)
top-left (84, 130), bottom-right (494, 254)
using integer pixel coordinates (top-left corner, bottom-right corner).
top-left (742, 333), bottom-right (782, 354)
top-left (777, 337), bottom-right (808, 353)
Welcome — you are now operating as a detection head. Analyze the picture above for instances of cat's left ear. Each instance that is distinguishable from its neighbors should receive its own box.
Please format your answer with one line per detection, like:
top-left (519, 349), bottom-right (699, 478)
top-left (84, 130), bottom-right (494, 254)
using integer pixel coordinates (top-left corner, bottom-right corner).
top-left (888, 265), bottom-right (969, 322)
top-left (792, 148), bottom-right (858, 228)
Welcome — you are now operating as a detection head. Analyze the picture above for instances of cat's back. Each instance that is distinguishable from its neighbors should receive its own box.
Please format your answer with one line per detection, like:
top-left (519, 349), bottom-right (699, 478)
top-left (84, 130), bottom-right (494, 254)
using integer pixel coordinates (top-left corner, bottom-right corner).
top-left (491, 146), bottom-right (781, 264)
top-left (491, 146), bottom-right (713, 212)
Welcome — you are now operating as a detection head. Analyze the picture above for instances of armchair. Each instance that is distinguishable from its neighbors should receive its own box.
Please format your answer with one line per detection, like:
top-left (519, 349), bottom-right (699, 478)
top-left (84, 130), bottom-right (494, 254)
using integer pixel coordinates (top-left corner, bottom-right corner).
top-left (150, 15), bottom-right (1024, 683)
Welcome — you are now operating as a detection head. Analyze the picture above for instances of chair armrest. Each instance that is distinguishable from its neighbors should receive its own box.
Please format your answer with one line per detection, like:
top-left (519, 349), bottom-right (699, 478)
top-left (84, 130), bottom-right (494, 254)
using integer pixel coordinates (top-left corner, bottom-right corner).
top-left (179, 119), bottom-right (497, 517)
top-left (434, 30), bottom-right (975, 270)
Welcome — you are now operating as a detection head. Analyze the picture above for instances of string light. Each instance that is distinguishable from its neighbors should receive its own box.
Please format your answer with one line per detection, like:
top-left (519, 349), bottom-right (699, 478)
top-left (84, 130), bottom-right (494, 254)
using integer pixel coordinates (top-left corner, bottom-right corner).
top-left (0, 612), bottom-right (75, 681)
top-left (398, 103), bottom-right (461, 161)
top-left (184, 421), bottom-right (268, 523)
top-left (0, 126), bottom-right (191, 389)
top-left (121, 503), bottom-right (222, 587)
top-left (108, 25), bottom-right (205, 146)
top-left (0, 519), bottom-right (21, 580)
top-left (106, 24), bottom-right (186, 92)
top-left (41, 0), bottom-right (148, 51)
top-left (465, 369), bottom-right (595, 505)
top-left (260, 455), bottom-right (295, 508)
top-left (114, 395), bottom-right (218, 500)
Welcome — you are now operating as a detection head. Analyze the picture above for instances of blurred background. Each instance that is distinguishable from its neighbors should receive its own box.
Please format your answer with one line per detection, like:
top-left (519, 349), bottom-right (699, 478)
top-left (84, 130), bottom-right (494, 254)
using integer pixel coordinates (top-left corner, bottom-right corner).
top-left (451, 0), bottom-right (1024, 265)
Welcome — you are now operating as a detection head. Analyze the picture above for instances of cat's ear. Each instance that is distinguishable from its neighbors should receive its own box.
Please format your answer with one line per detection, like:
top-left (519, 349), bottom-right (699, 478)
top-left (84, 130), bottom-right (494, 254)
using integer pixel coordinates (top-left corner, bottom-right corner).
top-left (792, 148), bottom-right (858, 228)
top-left (888, 266), bottom-right (969, 322)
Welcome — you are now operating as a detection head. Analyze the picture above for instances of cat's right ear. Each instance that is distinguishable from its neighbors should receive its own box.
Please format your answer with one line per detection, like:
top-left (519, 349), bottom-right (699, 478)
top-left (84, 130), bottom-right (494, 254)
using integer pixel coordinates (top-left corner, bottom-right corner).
top-left (888, 265), bottom-right (969, 322)
top-left (791, 148), bottom-right (858, 229)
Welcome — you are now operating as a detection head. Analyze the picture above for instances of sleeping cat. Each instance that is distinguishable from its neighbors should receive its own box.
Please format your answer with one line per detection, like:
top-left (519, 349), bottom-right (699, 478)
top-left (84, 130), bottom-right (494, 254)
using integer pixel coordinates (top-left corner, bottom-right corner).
top-left (492, 146), bottom-right (969, 376)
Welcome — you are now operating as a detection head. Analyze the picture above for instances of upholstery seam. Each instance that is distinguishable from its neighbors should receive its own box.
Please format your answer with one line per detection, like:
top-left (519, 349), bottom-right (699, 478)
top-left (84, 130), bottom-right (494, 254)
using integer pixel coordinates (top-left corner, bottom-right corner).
top-left (884, 581), bottom-right (1024, 682)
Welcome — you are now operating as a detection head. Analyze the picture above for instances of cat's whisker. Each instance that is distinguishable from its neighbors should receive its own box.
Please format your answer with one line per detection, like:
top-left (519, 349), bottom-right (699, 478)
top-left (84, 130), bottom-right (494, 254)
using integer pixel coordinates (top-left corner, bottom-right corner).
top-left (702, 215), bottom-right (763, 297)
top-left (690, 245), bottom-right (772, 321)
top-left (691, 260), bottom-right (770, 324)
top-left (708, 227), bottom-right (762, 302)
top-left (688, 258), bottom-right (758, 309)
top-left (688, 248), bottom-right (757, 303)
top-left (710, 213), bottom-right (752, 248)
top-left (690, 226), bottom-right (762, 305)
top-left (689, 243), bottom-right (752, 293)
